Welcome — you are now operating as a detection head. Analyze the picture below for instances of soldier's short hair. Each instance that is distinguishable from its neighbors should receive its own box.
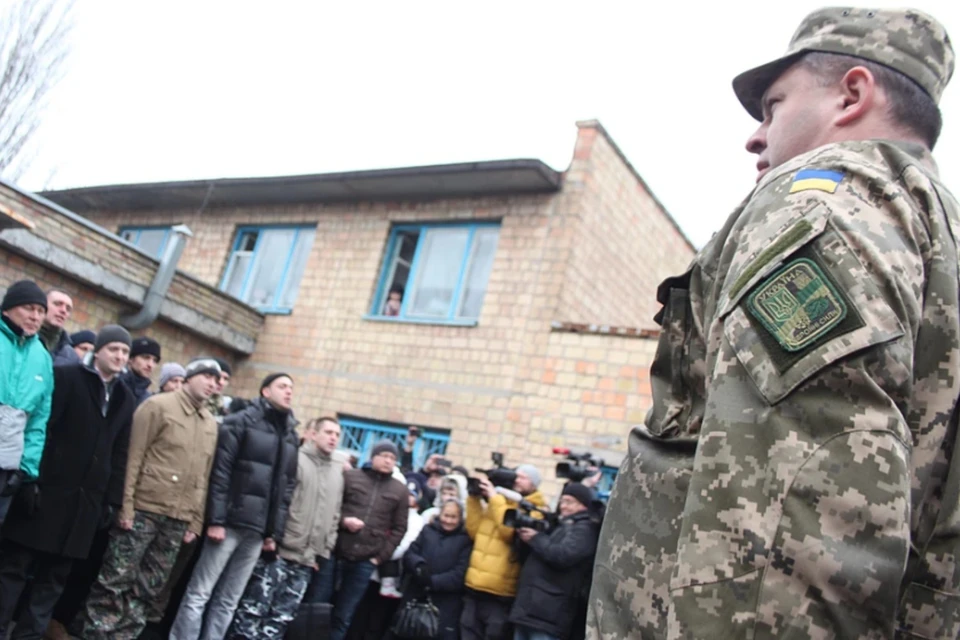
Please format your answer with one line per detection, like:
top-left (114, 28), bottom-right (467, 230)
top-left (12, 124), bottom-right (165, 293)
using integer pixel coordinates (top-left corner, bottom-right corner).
top-left (800, 51), bottom-right (943, 149)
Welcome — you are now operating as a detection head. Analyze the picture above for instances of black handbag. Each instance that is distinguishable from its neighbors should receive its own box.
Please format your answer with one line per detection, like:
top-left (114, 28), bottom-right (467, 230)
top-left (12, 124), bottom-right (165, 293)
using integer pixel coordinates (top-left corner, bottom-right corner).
top-left (285, 601), bottom-right (332, 640)
top-left (389, 596), bottom-right (440, 639)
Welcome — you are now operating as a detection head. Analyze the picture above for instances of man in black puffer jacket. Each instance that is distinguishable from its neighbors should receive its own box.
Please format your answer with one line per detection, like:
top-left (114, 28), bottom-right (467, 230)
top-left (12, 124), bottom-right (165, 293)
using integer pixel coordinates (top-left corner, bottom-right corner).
top-left (171, 373), bottom-right (299, 640)
top-left (509, 482), bottom-right (601, 640)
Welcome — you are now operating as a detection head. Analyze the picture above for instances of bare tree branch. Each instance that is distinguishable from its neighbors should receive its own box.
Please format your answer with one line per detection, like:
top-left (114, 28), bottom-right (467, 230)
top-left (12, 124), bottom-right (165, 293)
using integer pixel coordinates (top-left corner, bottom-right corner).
top-left (0, 0), bottom-right (74, 182)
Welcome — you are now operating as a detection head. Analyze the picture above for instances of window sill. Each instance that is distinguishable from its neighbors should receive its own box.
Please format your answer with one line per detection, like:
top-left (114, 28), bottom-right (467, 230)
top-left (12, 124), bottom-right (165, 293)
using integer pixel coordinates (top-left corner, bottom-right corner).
top-left (258, 308), bottom-right (293, 316)
top-left (363, 314), bottom-right (478, 328)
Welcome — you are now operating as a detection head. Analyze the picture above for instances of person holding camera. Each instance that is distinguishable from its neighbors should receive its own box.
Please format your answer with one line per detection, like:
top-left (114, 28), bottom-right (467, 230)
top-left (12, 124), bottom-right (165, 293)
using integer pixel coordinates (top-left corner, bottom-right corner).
top-left (462, 464), bottom-right (546, 640)
top-left (508, 482), bottom-right (599, 640)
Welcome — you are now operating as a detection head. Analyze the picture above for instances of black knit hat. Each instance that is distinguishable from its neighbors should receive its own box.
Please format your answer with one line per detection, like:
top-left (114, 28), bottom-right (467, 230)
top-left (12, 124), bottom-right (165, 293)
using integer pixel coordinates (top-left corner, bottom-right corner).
top-left (260, 372), bottom-right (293, 392)
top-left (70, 330), bottom-right (96, 347)
top-left (1, 280), bottom-right (47, 313)
top-left (214, 357), bottom-right (232, 376)
top-left (95, 325), bottom-right (132, 352)
top-left (131, 336), bottom-right (161, 361)
top-left (561, 482), bottom-right (595, 508)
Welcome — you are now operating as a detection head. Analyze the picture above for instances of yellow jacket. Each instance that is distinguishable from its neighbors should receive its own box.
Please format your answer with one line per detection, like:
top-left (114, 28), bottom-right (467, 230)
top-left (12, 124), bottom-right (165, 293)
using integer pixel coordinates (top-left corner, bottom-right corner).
top-left (464, 489), bottom-right (547, 597)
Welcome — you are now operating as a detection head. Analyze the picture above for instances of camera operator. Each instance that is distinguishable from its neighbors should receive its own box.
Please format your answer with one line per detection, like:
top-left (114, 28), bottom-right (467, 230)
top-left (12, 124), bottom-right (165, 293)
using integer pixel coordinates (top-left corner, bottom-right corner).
top-left (509, 482), bottom-right (600, 640)
top-left (462, 464), bottom-right (546, 640)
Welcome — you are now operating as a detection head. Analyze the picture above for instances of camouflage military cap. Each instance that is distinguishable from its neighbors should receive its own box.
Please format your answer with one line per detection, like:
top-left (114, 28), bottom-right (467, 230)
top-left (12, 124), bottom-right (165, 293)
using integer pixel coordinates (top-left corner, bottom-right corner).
top-left (733, 7), bottom-right (955, 120)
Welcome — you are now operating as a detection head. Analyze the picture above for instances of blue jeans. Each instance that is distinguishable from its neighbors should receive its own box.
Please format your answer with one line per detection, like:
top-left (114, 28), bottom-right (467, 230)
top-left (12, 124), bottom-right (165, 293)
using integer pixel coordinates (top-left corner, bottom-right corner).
top-left (329, 558), bottom-right (376, 640)
top-left (514, 625), bottom-right (560, 640)
top-left (303, 556), bottom-right (336, 604)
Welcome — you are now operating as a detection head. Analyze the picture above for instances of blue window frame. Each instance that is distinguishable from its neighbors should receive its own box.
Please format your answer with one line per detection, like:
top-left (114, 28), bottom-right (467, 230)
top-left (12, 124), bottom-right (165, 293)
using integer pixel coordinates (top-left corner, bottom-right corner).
top-left (220, 226), bottom-right (316, 313)
top-left (119, 226), bottom-right (171, 259)
top-left (369, 222), bottom-right (500, 325)
top-left (338, 416), bottom-right (450, 468)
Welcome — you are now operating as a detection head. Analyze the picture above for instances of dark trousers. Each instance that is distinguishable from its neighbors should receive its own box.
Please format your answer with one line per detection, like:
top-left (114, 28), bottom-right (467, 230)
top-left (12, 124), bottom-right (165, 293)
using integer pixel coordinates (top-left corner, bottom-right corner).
top-left (303, 555), bottom-right (336, 604)
top-left (0, 540), bottom-right (73, 640)
top-left (346, 581), bottom-right (401, 640)
top-left (461, 592), bottom-right (513, 640)
top-left (329, 559), bottom-right (376, 640)
top-left (51, 524), bottom-right (111, 629)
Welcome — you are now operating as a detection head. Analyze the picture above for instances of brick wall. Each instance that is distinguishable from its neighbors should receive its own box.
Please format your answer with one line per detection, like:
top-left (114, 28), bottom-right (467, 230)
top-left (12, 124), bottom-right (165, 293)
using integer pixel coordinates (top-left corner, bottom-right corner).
top-left (0, 247), bottom-right (234, 373)
top-left (0, 187), bottom-right (264, 346)
top-left (557, 121), bottom-right (696, 328)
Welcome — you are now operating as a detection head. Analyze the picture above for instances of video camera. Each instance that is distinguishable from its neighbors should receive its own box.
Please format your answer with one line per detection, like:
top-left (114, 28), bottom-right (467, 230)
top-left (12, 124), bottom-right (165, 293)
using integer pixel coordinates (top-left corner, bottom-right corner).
top-left (503, 499), bottom-right (556, 533)
top-left (554, 447), bottom-right (604, 482)
top-left (467, 452), bottom-right (517, 497)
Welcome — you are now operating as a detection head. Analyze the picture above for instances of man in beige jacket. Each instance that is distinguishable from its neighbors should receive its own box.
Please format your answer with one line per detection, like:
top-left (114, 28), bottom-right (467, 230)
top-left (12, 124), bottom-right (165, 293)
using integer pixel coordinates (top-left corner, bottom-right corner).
top-left (226, 416), bottom-right (345, 639)
top-left (80, 358), bottom-right (222, 640)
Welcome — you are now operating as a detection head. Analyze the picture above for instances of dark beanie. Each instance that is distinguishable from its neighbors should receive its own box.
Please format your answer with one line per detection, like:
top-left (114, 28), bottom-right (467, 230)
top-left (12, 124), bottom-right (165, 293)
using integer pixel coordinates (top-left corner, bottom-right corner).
top-left (214, 357), bottom-right (232, 376)
top-left (561, 482), bottom-right (595, 508)
top-left (95, 325), bottom-right (132, 352)
top-left (371, 439), bottom-right (400, 459)
top-left (70, 330), bottom-right (96, 347)
top-left (131, 336), bottom-right (161, 361)
top-left (260, 372), bottom-right (292, 392)
top-left (184, 357), bottom-right (221, 380)
top-left (1, 280), bottom-right (47, 313)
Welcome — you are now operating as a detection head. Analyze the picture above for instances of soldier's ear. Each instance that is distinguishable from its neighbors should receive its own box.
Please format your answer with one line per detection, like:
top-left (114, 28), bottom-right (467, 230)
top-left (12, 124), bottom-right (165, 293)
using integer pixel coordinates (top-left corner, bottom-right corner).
top-left (835, 66), bottom-right (877, 126)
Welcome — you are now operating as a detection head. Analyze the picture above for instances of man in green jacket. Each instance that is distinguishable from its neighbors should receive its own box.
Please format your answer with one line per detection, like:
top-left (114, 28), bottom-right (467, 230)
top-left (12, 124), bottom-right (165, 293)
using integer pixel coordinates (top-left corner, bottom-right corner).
top-left (0, 280), bottom-right (53, 527)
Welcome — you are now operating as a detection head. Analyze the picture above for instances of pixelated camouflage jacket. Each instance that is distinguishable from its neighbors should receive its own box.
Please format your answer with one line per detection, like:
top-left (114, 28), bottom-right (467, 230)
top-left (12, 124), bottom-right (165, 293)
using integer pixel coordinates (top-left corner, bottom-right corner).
top-left (588, 140), bottom-right (960, 640)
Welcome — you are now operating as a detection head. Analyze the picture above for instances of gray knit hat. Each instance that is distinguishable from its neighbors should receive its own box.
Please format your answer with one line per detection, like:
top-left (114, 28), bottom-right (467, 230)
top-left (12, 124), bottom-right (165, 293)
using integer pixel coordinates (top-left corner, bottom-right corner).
top-left (371, 439), bottom-right (400, 459)
top-left (516, 464), bottom-right (542, 489)
top-left (159, 362), bottom-right (186, 389)
top-left (94, 325), bottom-right (132, 352)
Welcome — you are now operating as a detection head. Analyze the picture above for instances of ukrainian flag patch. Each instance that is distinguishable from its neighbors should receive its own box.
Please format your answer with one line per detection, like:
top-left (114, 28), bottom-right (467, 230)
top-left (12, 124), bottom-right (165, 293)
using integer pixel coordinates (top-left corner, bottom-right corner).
top-left (789, 169), bottom-right (845, 194)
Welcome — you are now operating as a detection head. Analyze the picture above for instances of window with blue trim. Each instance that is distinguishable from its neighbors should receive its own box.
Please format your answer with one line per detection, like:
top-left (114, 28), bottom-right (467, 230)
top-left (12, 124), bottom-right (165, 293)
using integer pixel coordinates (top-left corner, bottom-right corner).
top-left (119, 226), bottom-right (171, 259)
top-left (220, 226), bottom-right (316, 313)
top-left (338, 416), bottom-right (450, 468)
top-left (371, 223), bottom-right (500, 323)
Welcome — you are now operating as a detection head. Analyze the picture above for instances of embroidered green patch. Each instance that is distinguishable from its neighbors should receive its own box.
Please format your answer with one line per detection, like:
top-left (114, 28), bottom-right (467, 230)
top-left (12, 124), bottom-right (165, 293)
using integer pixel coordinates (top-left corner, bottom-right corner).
top-left (746, 258), bottom-right (847, 352)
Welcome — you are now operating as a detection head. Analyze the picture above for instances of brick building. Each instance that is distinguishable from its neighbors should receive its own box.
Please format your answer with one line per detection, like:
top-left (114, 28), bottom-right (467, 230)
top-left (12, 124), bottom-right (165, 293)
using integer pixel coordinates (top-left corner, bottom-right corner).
top-left (37, 120), bottom-right (695, 496)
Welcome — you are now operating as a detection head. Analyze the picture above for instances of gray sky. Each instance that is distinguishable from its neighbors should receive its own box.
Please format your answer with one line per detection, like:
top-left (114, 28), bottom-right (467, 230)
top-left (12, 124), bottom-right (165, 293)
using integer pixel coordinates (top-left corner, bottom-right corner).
top-left (23, 1), bottom-right (960, 248)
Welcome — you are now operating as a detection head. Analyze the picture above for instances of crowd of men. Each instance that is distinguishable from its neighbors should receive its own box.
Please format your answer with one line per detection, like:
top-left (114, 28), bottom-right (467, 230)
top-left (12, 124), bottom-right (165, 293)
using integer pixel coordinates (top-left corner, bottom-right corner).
top-left (0, 279), bottom-right (601, 640)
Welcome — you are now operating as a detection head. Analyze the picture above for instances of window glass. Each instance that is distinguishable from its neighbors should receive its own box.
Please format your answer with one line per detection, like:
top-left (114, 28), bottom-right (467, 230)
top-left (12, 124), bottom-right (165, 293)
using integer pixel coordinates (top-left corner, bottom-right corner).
top-left (407, 227), bottom-right (470, 318)
top-left (457, 227), bottom-right (500, 319)
top-left (138, 229), bottom-right (169, 258)
top-left (279, 230), bottom-right (316, 309)
top-left (220, 227), bottom-right (315, 312)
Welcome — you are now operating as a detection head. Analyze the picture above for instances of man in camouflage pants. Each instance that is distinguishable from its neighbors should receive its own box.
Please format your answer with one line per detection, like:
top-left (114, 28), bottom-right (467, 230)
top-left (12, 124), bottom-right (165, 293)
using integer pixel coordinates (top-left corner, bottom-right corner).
top-left (226, 417), bottom-right (344, 639)
top-left (589, 7), bottom-right (960, 640)
top-left (80, 358), bottom-right (222, 640)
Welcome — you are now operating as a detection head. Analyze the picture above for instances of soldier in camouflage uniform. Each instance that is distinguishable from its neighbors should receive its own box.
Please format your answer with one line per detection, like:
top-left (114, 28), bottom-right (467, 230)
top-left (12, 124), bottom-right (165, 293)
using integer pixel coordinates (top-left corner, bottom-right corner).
top-left (588, 8), bottom-right (960, 640)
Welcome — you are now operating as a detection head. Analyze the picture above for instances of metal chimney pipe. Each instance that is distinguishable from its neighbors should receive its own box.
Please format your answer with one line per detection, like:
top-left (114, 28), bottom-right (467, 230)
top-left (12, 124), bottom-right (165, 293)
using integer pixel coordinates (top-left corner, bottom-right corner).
top-left (120, 224), bottom-right (193, 330)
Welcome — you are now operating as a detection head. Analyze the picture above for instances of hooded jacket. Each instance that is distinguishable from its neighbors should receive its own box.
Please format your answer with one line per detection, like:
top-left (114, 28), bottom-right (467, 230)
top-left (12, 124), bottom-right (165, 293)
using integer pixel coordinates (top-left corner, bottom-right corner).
top-left (464, 488), bottom-right (547, 597)
top-left (0, 317), bottom-right (53, 478)
top-left (278, 441), bottom-right (344, 566)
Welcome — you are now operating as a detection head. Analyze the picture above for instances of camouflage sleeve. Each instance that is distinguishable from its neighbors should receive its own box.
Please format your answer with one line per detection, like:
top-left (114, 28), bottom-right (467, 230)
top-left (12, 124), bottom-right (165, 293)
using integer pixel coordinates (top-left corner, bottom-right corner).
top-left (590, 147), bottom-right (960, 640)
top-left (676, 158), bottom-right (928, 638)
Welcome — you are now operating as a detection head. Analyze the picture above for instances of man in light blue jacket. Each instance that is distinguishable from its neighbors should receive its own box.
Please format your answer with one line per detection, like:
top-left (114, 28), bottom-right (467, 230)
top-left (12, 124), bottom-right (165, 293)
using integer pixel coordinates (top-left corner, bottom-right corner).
top-left (0, 280), bottom-right (54, 526)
